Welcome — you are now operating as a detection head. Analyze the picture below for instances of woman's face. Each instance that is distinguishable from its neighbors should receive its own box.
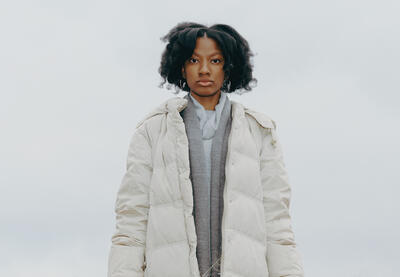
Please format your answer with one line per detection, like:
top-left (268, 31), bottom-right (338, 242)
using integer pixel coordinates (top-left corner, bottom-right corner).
top-left (181, 34), bottom-right (225, 97)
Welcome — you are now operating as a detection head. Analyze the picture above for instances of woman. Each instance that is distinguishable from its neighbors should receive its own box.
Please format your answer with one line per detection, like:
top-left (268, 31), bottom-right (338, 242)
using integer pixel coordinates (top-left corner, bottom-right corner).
top-left (108, 22), bottom-right (304, 277)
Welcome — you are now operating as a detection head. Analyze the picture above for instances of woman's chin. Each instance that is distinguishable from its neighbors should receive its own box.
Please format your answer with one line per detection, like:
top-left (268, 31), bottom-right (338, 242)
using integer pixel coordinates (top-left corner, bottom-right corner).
top-left (190, 87), bottom-right (220, 97)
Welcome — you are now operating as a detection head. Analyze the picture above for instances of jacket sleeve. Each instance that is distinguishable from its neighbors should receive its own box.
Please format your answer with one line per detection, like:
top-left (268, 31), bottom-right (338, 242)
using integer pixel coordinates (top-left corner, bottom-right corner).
top-left (260, 123), bottom-right (304, 277)
top-left (108, 125), bottom-right (152, 277)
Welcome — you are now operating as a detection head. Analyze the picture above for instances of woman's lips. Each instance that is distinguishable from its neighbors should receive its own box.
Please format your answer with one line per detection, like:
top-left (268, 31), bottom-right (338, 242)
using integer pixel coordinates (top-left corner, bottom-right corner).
top-left (197, 81), bottom-right (213, 86)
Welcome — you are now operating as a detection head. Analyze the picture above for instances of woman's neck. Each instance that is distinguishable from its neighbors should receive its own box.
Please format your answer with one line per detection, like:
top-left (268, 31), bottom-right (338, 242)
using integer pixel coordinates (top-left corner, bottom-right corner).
top-left (189, 90), bottom-right (221, 110)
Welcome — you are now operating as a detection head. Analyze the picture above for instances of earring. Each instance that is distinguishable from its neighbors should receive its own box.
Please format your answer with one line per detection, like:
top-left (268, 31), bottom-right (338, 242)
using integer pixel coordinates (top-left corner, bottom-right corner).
top-left (179, 79), bottom-right (187, 89)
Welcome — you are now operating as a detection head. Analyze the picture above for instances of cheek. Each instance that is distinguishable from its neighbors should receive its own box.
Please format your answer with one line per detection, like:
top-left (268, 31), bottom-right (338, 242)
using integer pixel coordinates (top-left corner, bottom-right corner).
top-left (217, 71), bottom-right (225, 83)
top-left (185, 69), bottom-right (197, 82)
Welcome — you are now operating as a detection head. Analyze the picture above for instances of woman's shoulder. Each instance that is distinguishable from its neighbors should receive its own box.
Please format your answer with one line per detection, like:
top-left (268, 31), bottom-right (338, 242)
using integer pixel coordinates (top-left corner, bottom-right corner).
top-left (135, 96), bottom-right (187, 129)
top-left (244, 107), bottom-right (276, 130)
top-left (233, 101), bottom-right (279, 148)
top-left (231, 100), bottom-right (276, 130)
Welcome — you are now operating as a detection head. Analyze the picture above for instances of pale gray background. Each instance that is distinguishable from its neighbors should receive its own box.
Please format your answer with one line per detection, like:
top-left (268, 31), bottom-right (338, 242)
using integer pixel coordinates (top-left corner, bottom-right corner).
top-left (1, 0), bottom-right (399, 276)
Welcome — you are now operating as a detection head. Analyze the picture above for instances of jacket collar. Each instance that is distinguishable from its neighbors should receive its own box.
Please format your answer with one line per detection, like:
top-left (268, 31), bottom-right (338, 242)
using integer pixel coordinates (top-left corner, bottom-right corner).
top-left (136, 95), bottom-right (275, 130)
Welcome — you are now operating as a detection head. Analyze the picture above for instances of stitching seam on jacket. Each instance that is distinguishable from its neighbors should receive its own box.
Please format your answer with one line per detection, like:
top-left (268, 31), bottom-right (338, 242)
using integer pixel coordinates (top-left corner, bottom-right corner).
top-left (146, 239), bottom-right (187, 254)
top-left (226, 227), bottom-right (265, 245)
top-left (229, 187), bottom-right (263, 203)
top-left (150, 198), bottom-right (183, 208)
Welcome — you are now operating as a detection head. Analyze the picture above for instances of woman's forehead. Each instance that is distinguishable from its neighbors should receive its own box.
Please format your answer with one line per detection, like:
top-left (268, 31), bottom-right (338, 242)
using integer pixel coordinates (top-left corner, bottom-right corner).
top-left (192, 36), bottom-right (223, 57)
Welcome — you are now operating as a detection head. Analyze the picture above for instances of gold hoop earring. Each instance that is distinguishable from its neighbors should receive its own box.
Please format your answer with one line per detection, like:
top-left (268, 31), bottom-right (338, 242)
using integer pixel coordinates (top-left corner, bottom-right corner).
top-left (179, 79), bottom-right (187, 90)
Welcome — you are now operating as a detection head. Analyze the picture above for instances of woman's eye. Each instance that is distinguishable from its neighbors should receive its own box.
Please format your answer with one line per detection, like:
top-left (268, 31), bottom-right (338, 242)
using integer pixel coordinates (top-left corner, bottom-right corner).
top-left (188, 58), bottom-right (223, 64)
top-left (212, 59), bottom-right (221, 63)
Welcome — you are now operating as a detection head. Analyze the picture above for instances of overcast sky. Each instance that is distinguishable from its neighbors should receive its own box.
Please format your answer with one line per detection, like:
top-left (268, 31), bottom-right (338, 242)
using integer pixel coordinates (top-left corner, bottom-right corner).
top-left (1, 0), bottom-right (399, 276)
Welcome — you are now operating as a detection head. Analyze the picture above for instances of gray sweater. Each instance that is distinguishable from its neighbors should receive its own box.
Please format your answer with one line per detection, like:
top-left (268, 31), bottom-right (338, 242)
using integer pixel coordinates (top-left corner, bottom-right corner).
top-left (188, 92), bottom-right (227, 205)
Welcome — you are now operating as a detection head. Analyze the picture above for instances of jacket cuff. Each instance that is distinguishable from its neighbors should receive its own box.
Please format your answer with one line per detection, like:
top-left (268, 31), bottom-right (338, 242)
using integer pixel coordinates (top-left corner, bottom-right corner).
top-left (108, 244), bottom-right (145, 277)
top-left (266, 242), bottom-right (304, 277)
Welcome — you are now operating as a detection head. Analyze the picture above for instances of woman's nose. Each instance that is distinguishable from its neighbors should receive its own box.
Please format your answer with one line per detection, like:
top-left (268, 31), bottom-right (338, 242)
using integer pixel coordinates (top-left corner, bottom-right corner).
top-left (199, 62), bottom-right (210, 74)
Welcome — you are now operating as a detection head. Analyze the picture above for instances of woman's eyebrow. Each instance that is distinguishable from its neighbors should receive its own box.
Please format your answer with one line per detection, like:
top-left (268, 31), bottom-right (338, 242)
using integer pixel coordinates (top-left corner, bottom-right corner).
top-left (192, 51), bottom-right (223, 57)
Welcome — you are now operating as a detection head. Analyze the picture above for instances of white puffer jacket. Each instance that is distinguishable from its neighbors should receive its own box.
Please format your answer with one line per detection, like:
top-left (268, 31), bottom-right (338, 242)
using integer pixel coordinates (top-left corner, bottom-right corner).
top-left (108, 96), bottom-right (304, 277)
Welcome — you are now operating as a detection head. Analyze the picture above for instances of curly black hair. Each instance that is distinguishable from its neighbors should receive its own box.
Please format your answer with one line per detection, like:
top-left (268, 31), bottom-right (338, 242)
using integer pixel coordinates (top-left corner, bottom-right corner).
top-left (158, 22), bottom-right (257, 94)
